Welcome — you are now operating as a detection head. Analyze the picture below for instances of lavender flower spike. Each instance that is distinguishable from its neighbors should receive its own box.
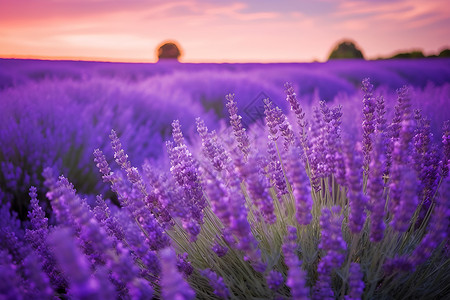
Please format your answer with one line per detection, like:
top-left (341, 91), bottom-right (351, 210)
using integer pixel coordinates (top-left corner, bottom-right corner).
top-left (266, 270), bottom-right (284, 292)
top-left (282, 226), bottom-right (309, 299)
top-left (344, 145), bottom-right (367, 234)
top-left (93, 148), bottom-right (112, 182)
top-left (288, 146), bottom-right (312, 225)
top-left (201, 269), bottom-right (230, 299)
top-left (160, 247), bottom-right (196, 300)
top-left (284, 82), bottom-right (307, 147)
top-left (171, 119), bottom-right (185, 146)
top-left (441, 120), bottom-right (450, 178)
top-left (26, 186), bottom-right (49, 243)
top-left (314, 207), bottom-right (347, 299)
top-left (361, 78), bottom-right (376, 175)
top-left (48, 228), bottom-right (116, 299)
top-left (366, 136), bottom-right (386, 242)
top-left (345, 263), bottom-right (365, 300)
top-left (225, 93), bottom-right (250, 160)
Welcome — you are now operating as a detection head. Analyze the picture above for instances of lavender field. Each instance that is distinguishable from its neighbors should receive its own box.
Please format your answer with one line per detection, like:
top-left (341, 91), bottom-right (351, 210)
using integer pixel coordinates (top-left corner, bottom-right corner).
top-left (0, 58), bottom-right (449, 299)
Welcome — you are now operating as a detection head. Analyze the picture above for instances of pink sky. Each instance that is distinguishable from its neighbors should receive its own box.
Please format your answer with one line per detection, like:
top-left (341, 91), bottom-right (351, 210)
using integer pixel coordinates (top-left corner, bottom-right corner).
top-left (0, 0), bottom-right (449, 63)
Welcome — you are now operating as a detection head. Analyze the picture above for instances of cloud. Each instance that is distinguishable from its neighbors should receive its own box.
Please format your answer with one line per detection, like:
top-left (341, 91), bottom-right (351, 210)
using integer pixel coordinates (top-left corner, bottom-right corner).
top-left (332, 0), bottom-right (450, 29)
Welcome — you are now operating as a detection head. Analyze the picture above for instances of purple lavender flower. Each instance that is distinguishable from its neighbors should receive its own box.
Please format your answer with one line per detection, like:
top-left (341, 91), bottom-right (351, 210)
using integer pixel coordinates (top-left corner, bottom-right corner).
top-left (388, 115), bottom-right (417, 232)
top-left (334, 146), bottom-right (347, 187)
top-left (110, 129), bottom-right (131, 171)
top-left (196, 117), bottom-right (231, 171)
top-left (205, 172), bottom-right (232, 228)
top-left (201, 269), bottom-right (230, 299)
top-left (284, 82), bottom-right (307, 148)
top-left (93, 195), bottom-right (126, 243)
top-left (361, 78), bottom-right (376, 175)
top-left (307, 105), bottom-right (328, 191)
top-left (93, 148), bottom-right (112, 182)
top-left (390, 167), bottom-right (418, 232)
top-left (221, 166), bottom-right (263, 268)
top-left (410, 184), bottom-right (449, 268)
top-left (24, 189), bottom-right (66, 289)
top-left (386, 86), bottom-right (412, 176)
top-left (212, 241), bottom-right (229, 257)
top-left (0, 250), bottom-right (24, 300)
top-left (267, 138), bottom-right (289, 199)
top-left (319, 101), bottom-right (342, 177)
top-left (226, 93), bottom-right (250, 161)
top-left (22, 252), bottom-right (54, 300)
top-left (243, 156), bottom-right (276, 224)
top-left (345, 263), bottom-right (364, 300)
top-left (264, 97), bottom-right (280, 140)
top-left (171, 119), bottom-right (185, 146)
top-left (117, 209), bottom-right (161, 278)
top-left (413, 112), bottom-right (440, 225)
top-left (128, 278), bottom-right (154, 300)
top-left (266, 270), bottom-right (284, 291)
top-left (110, 129), bottom-right (146, 193)
top-left (344, 145), bottom-right (367, 234)
top-left (282, 226), bottom-right (309, 299)
top-left (160, 247), bottom-right (196, 300)
top-left (375, 95), bottom-right (387, 135)
top-left (48, 228), bottom-right (116, 299)
top-left (25, 186), bottom-right (49, 249)
top-left (441, 120), bottom-right (450, 178)
top-left (97, 133), bottom-right (172, 249)
top-left (141, 162), bottom-right (175, 228)
top-left (275, 106), bottom-right (295, 151)
top-left (167, 121), bottom-right (206, 241)
top-left (383, 256), bottom-right (413, 274)
top-left (366, 136), bottom-right (386, 242)
top-left (177, 252), bottom-right (194, 278)
top-left (286, 146), bottom-right (312, 226)
top-left (314, 207), bottom-right (347, 299)
top-left (263, 97), bottom-right (294, 151)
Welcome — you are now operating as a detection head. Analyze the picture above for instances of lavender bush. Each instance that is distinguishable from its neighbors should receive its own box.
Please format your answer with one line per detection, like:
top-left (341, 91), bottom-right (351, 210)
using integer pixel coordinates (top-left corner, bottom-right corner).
top-left (0, 71), bottom-right (449, 299)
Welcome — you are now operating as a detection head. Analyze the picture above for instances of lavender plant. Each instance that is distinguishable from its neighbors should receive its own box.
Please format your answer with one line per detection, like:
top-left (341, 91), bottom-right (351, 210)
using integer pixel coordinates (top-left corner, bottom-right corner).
top-left (0, 77), bottom-right (449, 299)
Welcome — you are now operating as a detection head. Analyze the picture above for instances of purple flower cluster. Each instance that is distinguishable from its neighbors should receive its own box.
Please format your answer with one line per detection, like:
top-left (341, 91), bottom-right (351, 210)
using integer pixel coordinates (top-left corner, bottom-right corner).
top-left (306, 101), bottom-right (343, 192)
top-left (366, 136), bottom-right (386, 242)
top-left (160, 247), bottom-right (195, 300)
top-left (412, 111), bottom-right (440, 224)
top-left (201, 269), bottom-right (230, 299)
top-left (0, 71), bottom-right (449, 299)
top-left (282, 226), bottom-right (309, 299)
top-left (286, 146), bottom-right (313, 225)
top-left (196, 117), bottom-right (231, 171)
top-left (266, 270), bottom-right (284, 291)
top-left (441, 120), bottom-right (450, 178)
top-left (345, 263), bottom-right (365, 300)
top-left (242, 156), bottom-right (276, 224)
top-left (361, 78), bottom-right (376, 175)
top-left (314, 206), bottom-right (347, 299)
top-left (226, 93), bottom-right (250, 161)
top-left (267, 139), bottom-right (289, 199)
top-left (167, 120), bottom-right (207, 241)
top-left (284, 82), bottom-right (307, 149)
top-left (344, 144), bottom-right (367, 234)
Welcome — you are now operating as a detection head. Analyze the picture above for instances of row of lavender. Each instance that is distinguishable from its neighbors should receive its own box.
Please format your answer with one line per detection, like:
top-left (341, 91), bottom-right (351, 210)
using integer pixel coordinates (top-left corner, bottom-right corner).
top-left (2, 60), bottom-right (450, 222)
top-left (1, 78), bottom-right (449, 299)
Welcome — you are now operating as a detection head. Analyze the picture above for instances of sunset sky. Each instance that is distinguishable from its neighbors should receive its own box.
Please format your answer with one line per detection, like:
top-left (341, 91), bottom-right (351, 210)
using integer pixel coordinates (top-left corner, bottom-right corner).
top-left (1, 0), bottom-right (449, 63)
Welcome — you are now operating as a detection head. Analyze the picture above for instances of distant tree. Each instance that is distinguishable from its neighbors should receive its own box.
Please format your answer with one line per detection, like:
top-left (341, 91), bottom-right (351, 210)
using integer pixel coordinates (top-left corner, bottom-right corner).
top-left (438, 49), bottom-right (450, 57)
top-left (328, 40), bottom-right (364, 60)
top-left (391, 50), bottom-right (425, 59)
top-left (157, 41), bottom-right (182, 61)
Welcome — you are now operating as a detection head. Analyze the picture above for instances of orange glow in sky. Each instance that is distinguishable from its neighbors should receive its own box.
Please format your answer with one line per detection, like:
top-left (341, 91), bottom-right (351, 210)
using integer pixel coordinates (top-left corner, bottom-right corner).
top-left (1, 0), bottom-right (449, 63)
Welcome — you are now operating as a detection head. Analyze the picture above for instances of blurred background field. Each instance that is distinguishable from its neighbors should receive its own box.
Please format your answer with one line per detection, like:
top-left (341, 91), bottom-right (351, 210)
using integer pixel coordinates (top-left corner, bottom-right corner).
top-left (1, 58), bottom-right (449, 218)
